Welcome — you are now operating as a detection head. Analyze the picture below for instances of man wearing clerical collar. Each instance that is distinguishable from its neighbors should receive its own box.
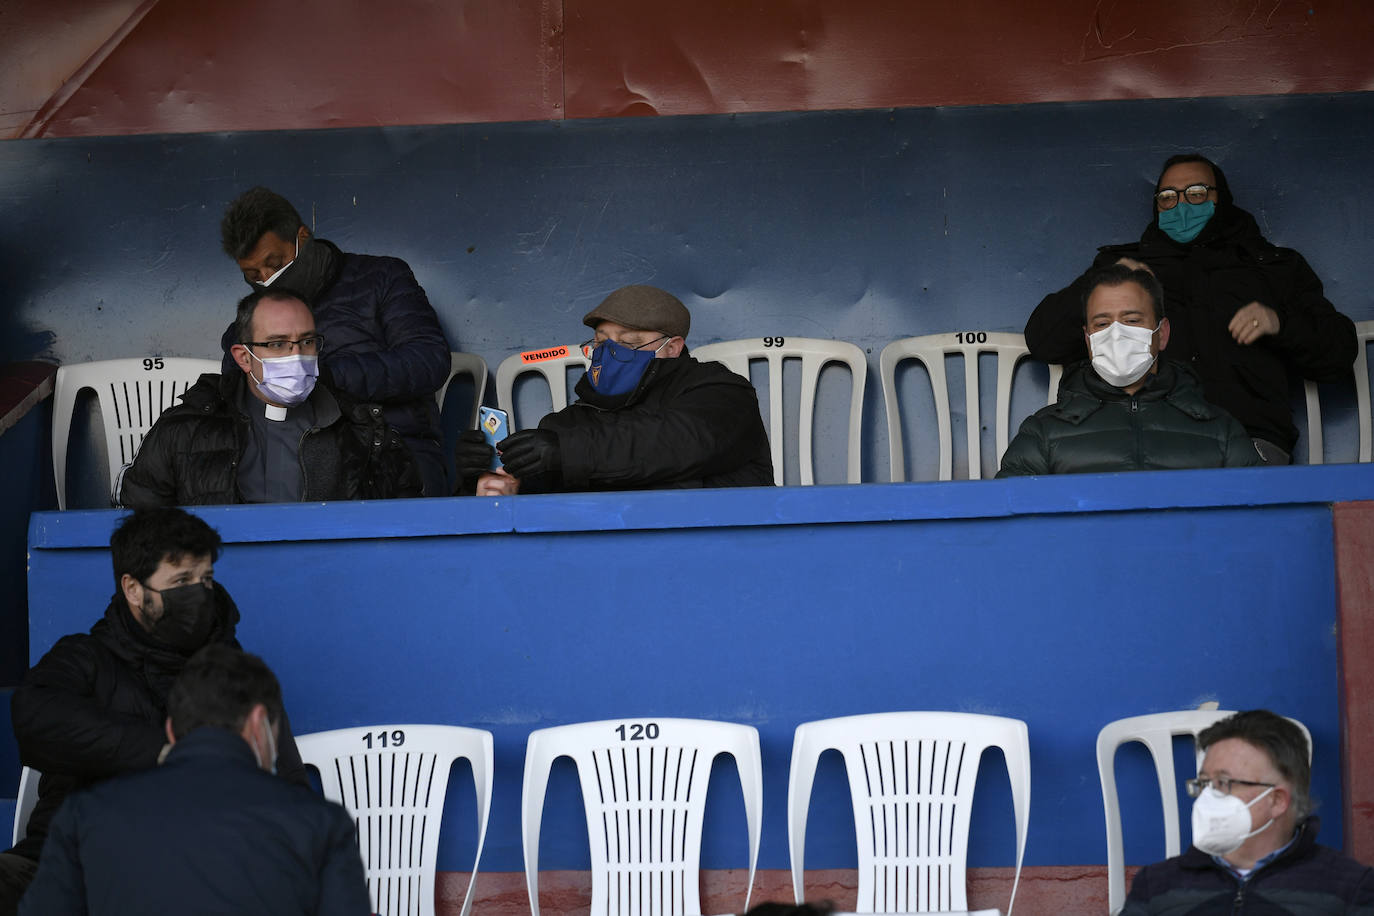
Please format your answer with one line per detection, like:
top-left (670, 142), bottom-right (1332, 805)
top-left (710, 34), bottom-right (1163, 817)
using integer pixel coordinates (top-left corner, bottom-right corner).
top-left (119, 290), bottom-right (420, 507)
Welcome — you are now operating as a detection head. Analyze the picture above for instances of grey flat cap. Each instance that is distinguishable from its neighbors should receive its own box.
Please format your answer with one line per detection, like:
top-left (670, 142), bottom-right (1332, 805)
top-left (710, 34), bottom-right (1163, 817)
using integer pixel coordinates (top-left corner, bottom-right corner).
top-left (582, 285), bottom-right (690, 339)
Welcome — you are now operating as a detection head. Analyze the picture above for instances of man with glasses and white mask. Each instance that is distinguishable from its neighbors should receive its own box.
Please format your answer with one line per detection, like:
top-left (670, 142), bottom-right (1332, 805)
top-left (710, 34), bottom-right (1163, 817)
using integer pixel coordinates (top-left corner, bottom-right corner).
top-left (1025, 154), bottom-right (1356, 464)
top-left (998, 263), bottom-right (1259, 476)
top-left (456, 284), bottom-right (773, 494)
top-left (120, 289), bottom-right (420, 506)
top-left (1121, 709), bottom-right (1374, 914)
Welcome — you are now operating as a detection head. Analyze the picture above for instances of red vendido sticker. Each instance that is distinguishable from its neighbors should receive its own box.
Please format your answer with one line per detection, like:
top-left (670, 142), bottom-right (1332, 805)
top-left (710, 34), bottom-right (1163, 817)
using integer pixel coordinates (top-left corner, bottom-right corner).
top-left (520, 345), bottom-right (570, 363)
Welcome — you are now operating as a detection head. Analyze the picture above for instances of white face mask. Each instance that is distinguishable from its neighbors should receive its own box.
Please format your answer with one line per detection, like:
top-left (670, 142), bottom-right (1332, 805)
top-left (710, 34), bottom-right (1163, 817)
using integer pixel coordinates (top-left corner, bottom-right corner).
top-left (1089, 321), bottom-right (1159, 388)
top-left (255, 237), bottom-right (299, 289)
top-left (1191, 785), bottom-right (1276, 855)
top-left (247, 351), bottom-right (318, 407)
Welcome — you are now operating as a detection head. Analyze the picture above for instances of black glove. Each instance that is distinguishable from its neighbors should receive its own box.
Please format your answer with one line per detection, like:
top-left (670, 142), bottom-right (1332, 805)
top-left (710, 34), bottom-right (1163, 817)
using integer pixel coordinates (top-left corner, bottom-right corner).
top-left (453, 429), bottom-right (494, 494)
top-left (496, 429), bottom-right (561, 481)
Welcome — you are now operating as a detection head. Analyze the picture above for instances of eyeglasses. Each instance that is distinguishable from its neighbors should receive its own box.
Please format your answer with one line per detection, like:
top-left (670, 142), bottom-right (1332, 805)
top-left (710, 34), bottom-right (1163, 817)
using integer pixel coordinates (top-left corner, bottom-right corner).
top-left (580, 335), bottom-right (669, 361)
top-left (1154, 184), bottom-right (1216, 210)
top-left (246, 335), bottom-right (324, 355)
top-left (1185, 776), bottom-right (1275, 798)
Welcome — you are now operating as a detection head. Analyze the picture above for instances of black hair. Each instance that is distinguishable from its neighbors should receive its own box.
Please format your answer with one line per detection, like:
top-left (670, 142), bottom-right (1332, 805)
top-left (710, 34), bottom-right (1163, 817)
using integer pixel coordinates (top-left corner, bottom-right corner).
top-left (743, 904), bottom-right (836, 916)
top-left (220, 187), bottom-right (305, 260)
top-left (110, 508), bottom-right (221, 591)
top-left (167, 644), bottom-right (284, 740)
top-left (1080, 262), bottom-right (1166, 326)
top-left (1199, 709), bottom-right (1312, 818)
top-left (235, 288), bottom-right (309, 344)
top-left (1155, 153), bottom-right (1234, 208)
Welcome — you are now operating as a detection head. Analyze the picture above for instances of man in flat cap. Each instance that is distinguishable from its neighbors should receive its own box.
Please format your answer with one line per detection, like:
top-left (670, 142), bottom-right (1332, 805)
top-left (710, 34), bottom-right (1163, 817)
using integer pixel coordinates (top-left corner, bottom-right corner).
top-left (457, 285), bottom-right (773, 493)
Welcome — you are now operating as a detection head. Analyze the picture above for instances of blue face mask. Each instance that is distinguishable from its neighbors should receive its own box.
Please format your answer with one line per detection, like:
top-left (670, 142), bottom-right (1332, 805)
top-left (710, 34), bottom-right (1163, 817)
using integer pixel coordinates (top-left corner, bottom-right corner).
top-left (1157, 200), bottom-right (1215, 244)
top-left (587, 338), bottom-right (662, 396)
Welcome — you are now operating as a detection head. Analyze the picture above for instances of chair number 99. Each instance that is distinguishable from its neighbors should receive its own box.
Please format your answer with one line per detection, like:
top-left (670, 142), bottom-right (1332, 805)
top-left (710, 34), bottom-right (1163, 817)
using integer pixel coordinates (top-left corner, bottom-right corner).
top-left (763, 337), bottom-right (785, 348)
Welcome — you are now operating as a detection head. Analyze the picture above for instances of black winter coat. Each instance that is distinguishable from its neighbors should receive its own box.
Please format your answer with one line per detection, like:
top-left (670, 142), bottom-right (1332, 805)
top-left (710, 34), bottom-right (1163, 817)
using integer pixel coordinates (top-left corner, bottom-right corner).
top-left (7, 587), bottom-right (306, 863)
top-left (1120, 816), bottom-right (1374, 915)
top-left (996, 360), bottom-right (1261, 476)
top-left (529, 352), bottom-right (775, 492)
top-left (19, 727), bottom-right (369, 916)
top-left (1025, 204), bottom-right (1356, 453)
top-left (119, 371), bottom-right (421, 507)
top-left (221, 239), bottom-right (452, 496)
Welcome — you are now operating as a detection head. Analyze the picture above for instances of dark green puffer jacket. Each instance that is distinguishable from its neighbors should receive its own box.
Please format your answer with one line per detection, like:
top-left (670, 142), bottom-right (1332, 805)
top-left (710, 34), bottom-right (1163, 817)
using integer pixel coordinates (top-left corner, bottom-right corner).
top-left (996, 359), bottom-right (1261, 476)
top-left (1119, 816), bottom-right (1374, 915)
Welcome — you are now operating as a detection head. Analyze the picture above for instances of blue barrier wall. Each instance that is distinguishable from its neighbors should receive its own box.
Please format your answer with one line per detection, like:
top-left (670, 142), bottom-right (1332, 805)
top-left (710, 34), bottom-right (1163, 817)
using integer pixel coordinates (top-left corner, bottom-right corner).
top-left (3, 92), bottom-right (1373, 488)
top-left (26, 465), bottom-right (1373, 873)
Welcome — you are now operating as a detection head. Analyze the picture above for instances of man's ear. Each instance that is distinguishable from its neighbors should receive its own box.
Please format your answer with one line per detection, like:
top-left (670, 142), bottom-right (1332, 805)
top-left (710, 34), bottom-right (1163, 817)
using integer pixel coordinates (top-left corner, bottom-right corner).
top-left (230, 344), bottom-right (254, 375)
top-left (1157, 317), bottom-right (1172, 352)
top-left (662, 337), bottom-right (686, 359)
top-left (120, 572), bottom-right (143, 610)
top-left (296, 225), bottom-right (311, 245)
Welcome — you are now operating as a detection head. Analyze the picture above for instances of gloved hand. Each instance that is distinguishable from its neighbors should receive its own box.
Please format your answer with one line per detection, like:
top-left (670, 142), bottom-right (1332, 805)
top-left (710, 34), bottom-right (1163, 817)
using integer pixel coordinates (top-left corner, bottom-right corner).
top-left (453, 429), bottom-right (495, 494)
top-left (497, 429), bottom-right (562, 481)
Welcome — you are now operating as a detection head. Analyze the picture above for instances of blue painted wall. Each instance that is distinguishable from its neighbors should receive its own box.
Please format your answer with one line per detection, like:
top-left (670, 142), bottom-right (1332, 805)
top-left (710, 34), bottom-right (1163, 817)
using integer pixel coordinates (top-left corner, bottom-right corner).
top-left (26, 465), bottom-right (1373, 873)
top-left (3, 92), bottom-right (1372, 490)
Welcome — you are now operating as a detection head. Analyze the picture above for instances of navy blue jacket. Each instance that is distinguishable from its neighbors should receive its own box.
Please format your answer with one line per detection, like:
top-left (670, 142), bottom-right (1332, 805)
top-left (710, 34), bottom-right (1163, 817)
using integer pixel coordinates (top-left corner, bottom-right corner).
top-left (1121, 816), bottom-right (1374, 915)
top-left (19, 727), bottom-right (370, 916)
top-left (222, 239), bottom-right (452, 496)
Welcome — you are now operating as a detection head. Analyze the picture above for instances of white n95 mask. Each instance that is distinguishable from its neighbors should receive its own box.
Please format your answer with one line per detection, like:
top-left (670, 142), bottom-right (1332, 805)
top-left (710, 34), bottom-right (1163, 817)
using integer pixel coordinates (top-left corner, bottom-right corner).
top-left (1191, 785), bottom-right (1275, 856)
top-left (1089, 321), bottom-right (1158, 388)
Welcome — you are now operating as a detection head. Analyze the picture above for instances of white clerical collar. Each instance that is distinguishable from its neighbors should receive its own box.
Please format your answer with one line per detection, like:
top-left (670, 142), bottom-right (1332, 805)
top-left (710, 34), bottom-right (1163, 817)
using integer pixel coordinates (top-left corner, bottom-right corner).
top-left (264, 403), bottom-right (288, 422)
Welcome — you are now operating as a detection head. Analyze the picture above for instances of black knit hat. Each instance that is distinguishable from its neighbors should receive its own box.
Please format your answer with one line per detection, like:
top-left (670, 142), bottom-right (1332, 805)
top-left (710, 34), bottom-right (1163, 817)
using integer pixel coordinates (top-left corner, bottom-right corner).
top-left (582, 285), bottom-right (691, 339)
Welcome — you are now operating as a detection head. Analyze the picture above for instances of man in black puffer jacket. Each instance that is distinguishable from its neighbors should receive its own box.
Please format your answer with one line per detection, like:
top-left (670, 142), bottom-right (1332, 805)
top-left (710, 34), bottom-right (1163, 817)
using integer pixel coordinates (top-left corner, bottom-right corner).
top-left (0, 509), bottom-right (307, 916)
top-left (999, 264), bottom-right (1260, 476)
top-left (121, 290), bottom-right (420, 507)
top-left (458, 285), bottom-right (775, 494)
top-left (220, 186), bottom-right (453, 496)
top-left (1025, 154), bottom-right (1355, 464)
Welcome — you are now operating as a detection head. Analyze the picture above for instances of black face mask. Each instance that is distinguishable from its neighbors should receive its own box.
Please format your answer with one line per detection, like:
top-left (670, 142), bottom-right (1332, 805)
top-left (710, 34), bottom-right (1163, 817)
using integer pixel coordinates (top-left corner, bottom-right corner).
top-left (248, 237), bottom-right (335, 304)
top-left (143, 582), bottom-right (217, 653)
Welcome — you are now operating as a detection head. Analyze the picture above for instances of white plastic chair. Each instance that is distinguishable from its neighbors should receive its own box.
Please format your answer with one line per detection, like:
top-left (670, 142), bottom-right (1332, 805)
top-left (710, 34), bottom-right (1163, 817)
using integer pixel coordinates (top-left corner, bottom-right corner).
top-left (296, 724), bottom-right (493, 916)
top-left (436, 352), bottom-right (490, 429)
top-left (788, 712), bottom-right (1030, 916)
top-left (1303, 320), bottom-right (1374, 464)
top-left (51, 357), bottom-right (219, 509)
top-left (880, 333), bottom-right (1062, 481)
top-left (692, 338), bottom-right (866, 485)
top-left (522, 717), bottom-right (763, 916)
top-left (1096, 710), bottom-right (1312, 916)
top-left (11, 766), bottom-right (38, 846)
top-left (495, 346), bottom-right (591, 430)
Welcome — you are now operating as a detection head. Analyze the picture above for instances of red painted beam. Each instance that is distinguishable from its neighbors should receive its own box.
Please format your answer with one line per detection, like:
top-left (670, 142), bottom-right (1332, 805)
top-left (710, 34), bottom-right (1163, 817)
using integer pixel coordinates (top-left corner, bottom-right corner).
top-left (1335, 500), bottom-right (1374, 864)
top-left (436, 867), bottom-right (1117, 916)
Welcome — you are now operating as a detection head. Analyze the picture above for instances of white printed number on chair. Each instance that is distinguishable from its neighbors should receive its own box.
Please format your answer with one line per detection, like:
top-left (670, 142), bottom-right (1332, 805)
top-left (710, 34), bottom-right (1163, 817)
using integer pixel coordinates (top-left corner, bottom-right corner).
top-left (523, 717), bottom-right (763, 916)
top-left (789, 712), bottom-right (1030, 915)
top-left (296, 724), bottom-right (493, 916)
top-left (1096, 710), bottom-right (1311, 916)
top-left (51, 356), bottom-right (219, 508)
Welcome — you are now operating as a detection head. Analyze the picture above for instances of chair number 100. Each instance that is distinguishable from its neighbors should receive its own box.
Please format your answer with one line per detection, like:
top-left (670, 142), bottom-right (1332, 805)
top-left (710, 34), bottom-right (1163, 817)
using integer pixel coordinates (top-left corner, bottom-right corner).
top-left (614, 722), bottom-right (660, 741)
top-left (362, 729), bottom-right (406, 748)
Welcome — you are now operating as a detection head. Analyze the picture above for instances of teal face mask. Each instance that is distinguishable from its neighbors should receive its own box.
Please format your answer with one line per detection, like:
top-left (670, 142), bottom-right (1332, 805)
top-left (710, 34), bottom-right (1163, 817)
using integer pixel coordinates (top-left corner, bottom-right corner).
top-left (1157, 200), bottom-right (1215, 244)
